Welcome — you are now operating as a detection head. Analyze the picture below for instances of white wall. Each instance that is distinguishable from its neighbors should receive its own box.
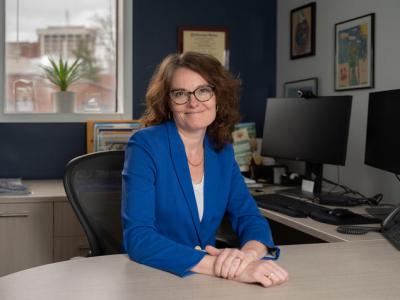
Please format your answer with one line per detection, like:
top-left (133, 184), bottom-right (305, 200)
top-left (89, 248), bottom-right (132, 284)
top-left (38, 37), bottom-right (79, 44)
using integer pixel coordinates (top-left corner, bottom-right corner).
top-left (276, 0), bottom-right (400, 204)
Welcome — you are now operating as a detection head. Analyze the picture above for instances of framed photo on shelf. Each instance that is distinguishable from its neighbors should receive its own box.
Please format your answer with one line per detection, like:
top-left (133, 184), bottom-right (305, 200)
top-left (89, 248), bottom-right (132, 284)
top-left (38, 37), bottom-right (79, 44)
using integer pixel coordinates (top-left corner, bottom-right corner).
top-left (335, 13), bottom-right (375, 91)
top-left (178, 26), bottom-right (229, 68)
top-left (290, 2), bottom-right (316, 59)
top-left (284, 77), bottom-right (318, 97)
top-left (86, 120), bottom-right (142, 153)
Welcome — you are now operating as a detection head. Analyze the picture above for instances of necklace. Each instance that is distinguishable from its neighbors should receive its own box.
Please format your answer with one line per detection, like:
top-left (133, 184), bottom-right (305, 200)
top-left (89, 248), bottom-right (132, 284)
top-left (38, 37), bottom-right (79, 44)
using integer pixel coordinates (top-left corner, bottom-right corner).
top-left (187, 154), bottom-right (204, 167)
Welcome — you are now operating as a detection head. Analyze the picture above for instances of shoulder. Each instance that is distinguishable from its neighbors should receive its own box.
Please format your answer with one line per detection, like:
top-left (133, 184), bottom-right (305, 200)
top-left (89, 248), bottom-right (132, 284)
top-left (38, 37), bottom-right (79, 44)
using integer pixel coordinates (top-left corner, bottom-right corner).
top-left (131, 124), bottom-right (167, 141)
top-left (130, 123), bottom-right (168, 145)
top-left (206, 137), bottom-right (235, 164)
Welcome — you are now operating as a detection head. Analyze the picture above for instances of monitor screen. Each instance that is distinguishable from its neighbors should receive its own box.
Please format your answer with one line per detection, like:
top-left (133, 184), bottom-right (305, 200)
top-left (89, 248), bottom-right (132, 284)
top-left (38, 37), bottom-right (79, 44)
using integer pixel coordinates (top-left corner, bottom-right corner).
top-left (261, 96), bottom-right (352, 193)
top-left (365, 89), bottom-right (400, 174)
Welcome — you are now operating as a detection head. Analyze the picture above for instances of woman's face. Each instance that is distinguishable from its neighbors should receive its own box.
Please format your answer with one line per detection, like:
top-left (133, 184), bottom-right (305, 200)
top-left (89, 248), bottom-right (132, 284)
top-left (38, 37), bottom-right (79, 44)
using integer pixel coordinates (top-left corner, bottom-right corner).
top-left (169, 67), bottom-right (217, 134)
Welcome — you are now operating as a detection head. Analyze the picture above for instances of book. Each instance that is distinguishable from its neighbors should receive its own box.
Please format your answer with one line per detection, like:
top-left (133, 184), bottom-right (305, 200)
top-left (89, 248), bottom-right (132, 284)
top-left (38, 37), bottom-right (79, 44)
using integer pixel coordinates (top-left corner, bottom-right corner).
top-left (0, 178), bottom-right (30, 195)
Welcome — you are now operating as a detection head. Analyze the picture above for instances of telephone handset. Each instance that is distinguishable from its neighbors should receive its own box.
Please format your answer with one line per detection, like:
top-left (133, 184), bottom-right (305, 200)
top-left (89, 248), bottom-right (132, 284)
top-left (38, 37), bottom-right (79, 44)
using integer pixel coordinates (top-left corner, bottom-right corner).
top-left (382, 206), bottom-right (400, 230)
top-left (336, 206), bottom-right (400, 251)
top-left (381, 206), bottom-right (400, 251)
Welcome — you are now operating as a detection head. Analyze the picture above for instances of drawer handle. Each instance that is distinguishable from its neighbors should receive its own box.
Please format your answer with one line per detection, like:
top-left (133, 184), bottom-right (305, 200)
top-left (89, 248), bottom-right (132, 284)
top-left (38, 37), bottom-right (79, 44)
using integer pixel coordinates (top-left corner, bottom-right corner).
top-left (0, 212), bottom-right (29, 217)
top-left (78, 245), bottom-right (90, 250)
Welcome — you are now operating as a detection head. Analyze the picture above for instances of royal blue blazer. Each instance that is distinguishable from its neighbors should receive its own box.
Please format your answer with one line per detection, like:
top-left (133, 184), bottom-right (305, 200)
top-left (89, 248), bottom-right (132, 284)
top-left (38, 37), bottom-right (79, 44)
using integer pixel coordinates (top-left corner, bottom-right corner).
top-left (122, 121), bottom-right (278, 277)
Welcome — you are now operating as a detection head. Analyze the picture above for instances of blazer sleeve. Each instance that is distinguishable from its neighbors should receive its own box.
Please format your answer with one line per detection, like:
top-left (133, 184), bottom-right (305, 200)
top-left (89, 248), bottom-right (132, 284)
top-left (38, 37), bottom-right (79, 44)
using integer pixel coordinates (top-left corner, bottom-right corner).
top-left (225, 146), bottom-right (279, 258)
top-left (122, 133), bottom-right (205, 277)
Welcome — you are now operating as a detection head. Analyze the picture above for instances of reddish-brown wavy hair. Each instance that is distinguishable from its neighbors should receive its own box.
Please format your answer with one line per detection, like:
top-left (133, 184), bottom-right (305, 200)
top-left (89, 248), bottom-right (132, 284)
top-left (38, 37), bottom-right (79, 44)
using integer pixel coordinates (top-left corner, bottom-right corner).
top-left (141, 52), bottom-right (241, 150)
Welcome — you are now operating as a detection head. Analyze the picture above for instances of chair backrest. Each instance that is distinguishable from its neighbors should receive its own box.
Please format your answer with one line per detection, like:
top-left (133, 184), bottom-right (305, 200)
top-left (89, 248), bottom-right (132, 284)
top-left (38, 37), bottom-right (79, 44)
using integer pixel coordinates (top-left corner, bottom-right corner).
top-left (63, 150), bottom-right (125, 256)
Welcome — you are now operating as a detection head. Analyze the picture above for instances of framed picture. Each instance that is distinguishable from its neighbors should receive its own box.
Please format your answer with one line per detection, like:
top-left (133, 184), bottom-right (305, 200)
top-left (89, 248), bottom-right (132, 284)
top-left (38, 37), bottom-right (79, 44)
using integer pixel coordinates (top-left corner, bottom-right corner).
top-left (335, 13), bottom-right (375, 91)
top-left (290, 2), bottom-right (316, 59)
top-left (86, 120), bottom-right (142, 153)
top-left (284, 77), bottom-right (318, 98)
top-left (178, 26), bottom-right (229, 68)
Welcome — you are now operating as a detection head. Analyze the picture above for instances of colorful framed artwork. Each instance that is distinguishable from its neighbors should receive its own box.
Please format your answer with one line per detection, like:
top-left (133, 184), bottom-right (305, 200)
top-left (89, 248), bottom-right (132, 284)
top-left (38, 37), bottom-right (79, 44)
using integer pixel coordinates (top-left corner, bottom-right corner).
top-left (86, 120), bottom-right (142, 153)
top-left (178, 26), bottom-right (229, 68)
top-left (284, 77), bottom-right (318, 98)
top-left (290, 2), bottom-right (316, 59)
top-left (335, 13), bottom-right (375, 91)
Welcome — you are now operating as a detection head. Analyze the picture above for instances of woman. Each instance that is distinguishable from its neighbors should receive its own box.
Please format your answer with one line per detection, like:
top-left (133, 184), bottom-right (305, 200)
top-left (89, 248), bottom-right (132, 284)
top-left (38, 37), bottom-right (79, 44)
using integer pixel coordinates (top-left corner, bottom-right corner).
top-left (122, 52), bottom-right (289, 287)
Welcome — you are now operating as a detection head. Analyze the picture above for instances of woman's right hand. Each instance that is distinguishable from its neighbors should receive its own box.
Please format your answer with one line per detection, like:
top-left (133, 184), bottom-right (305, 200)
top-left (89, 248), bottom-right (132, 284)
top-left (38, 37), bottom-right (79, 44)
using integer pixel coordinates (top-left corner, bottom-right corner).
top-left (233, 260), bottom-right (289, 287)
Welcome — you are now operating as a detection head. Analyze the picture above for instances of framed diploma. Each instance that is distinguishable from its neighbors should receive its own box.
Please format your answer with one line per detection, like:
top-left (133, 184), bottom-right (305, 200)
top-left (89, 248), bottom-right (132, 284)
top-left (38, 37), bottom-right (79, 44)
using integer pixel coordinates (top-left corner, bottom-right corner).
top-left (178, 26), bottom-right (229, 68)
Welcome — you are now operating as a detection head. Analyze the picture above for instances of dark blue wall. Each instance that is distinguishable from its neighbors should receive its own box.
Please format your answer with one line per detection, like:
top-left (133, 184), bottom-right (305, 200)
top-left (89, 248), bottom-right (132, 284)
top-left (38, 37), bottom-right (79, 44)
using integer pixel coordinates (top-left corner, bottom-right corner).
top-left (0, 0), bottom-right (277, 179)
top-left (0, 123), bottom-right (86, 179)
top-left (132, 0), bottom-right (277, 133)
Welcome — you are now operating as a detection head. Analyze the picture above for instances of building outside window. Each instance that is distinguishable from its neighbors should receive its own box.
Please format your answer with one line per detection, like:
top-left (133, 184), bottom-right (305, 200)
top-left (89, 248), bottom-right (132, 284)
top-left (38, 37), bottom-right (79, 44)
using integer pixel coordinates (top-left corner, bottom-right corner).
top-left (1, 0), bottom-right (132, 119)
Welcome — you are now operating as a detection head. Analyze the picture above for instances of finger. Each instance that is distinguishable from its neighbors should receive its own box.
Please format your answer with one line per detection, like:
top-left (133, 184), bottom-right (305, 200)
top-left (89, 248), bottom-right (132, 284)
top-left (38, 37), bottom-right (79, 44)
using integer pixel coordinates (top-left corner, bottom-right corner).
top-left (263, 265), bottom-right (288, 285)
top-left (205, 245), bottom-right (221, 256)
top-left (227, 257), bottom-right (241, 279)
top-left (264, 261), bottom-right (289, 284)
top-left (235, 259), bottom-right (252, 277)
top-left (221, 250), bottom-right (240, 278)
top-left (214, 249), bottom-right (231, 276)
top-left (255, 272), bottom-right (273, 288)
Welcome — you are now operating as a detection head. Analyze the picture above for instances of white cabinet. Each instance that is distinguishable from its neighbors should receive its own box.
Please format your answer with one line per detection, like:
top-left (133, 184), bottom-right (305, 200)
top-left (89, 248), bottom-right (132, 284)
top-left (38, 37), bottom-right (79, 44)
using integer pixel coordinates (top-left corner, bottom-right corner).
top-left (0, 202), bottom-right (53, 276)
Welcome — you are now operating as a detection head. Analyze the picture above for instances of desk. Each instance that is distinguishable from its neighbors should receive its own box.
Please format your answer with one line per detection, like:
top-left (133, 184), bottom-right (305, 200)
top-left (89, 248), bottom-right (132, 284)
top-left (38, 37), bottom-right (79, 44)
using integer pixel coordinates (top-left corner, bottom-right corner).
top-left (255, 185), bottom-right (385, 243)
top-left (0, 240), bottom-right (399, 299)
top-left (0, 180), bottom-right (88, 276)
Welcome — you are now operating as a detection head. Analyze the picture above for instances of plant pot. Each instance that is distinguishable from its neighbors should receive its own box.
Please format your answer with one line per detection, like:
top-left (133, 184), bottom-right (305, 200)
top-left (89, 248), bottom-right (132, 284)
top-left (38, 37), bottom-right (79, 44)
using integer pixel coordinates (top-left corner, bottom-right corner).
top-left (53, 91), bottom-right (75, 113)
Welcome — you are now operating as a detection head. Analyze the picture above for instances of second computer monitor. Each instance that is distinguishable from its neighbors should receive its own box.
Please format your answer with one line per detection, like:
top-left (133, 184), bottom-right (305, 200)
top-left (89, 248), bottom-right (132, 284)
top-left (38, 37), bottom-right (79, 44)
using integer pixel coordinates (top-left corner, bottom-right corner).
top-left (261, 96), bottom-right (352, 192)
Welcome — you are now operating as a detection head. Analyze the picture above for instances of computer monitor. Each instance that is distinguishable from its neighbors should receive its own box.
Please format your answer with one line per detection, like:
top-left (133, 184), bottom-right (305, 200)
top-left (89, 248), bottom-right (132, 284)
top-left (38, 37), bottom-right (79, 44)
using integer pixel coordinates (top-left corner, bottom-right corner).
top-left (261, 96), bottom-right (353, 194)
top-left (365, 89), bottom-right (400, 174)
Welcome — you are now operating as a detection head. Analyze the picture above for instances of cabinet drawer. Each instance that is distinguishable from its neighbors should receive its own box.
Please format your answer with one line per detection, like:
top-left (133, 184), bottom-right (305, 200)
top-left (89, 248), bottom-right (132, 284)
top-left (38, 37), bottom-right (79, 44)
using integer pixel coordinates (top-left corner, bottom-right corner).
top-left (54, 236), bottom-right (89, 262)
top-left (0, 202), bottom-right (53, 276)
top-left (54, 202), bottom-right (85, 237)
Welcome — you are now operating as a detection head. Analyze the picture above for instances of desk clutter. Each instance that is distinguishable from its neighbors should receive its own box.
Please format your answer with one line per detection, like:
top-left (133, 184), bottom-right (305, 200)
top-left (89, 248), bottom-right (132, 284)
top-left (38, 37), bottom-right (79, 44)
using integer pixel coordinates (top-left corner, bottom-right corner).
top-left (0, 178), bottom-right (30, 195)
top-left (254, 193), bottom-right (381, 225)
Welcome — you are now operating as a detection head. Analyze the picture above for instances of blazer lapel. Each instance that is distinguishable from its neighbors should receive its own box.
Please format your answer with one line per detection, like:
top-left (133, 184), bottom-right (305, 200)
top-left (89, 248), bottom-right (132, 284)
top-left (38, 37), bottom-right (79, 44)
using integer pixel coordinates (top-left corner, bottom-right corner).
top-left (166, 122), bottom-right (201, 242)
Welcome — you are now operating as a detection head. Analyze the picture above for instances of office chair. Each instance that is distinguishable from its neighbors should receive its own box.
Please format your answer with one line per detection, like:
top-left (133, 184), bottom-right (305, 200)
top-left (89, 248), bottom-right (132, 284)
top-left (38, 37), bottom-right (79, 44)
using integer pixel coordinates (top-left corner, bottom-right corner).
top-left (63, 150), bottom-right (125, 256)
top-left (64, 150), bottom-right (237, 256)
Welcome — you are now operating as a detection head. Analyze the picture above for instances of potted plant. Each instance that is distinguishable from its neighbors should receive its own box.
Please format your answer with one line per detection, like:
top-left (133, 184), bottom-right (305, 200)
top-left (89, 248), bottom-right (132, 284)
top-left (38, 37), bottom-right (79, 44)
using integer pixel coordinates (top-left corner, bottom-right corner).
top-left (41, 57), bottom-right (82, 113)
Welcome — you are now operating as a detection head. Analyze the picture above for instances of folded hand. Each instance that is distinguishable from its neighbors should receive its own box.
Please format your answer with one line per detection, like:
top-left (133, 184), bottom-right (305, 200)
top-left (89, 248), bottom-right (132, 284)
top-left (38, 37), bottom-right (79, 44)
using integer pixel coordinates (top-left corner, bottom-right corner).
top-left (205, 245), bottom-right (258, 279)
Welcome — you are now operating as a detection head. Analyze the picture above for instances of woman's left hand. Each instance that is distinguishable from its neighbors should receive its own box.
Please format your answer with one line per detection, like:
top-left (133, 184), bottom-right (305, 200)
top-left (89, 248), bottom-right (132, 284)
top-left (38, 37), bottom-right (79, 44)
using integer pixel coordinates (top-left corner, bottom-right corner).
top-left (205, 245), bottom-right (258, 279)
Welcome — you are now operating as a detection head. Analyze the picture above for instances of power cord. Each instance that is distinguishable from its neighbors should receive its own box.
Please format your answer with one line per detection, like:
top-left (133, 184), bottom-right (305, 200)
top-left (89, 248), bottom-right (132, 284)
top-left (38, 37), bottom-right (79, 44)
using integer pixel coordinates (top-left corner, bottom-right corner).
top-left (322, 177), bottom-right (383, 206)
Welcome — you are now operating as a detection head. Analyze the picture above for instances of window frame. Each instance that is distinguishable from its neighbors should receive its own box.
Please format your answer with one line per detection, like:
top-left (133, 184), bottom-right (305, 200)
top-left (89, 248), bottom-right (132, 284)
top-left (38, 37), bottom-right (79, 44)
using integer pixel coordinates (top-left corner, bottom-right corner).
top-left (0, 0), bottom-right (132, 122)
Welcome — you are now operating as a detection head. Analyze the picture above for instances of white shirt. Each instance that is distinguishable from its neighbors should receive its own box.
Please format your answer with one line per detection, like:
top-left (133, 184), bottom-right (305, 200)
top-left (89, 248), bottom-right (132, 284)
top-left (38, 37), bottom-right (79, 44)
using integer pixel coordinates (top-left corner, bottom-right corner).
top-left (192, 176), bottom-right (204, 221)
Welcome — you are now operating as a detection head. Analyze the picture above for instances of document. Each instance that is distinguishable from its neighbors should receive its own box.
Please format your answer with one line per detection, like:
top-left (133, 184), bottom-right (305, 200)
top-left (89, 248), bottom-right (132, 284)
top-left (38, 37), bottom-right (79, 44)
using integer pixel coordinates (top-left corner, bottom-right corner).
top-left (0, 178), bottom-right (30, 195)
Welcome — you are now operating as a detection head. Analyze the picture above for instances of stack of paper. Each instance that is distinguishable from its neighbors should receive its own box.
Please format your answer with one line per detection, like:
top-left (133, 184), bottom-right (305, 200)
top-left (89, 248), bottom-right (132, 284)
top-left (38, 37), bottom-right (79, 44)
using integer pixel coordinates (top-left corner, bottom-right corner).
top-left (0, 178), bottom-right (30, 195)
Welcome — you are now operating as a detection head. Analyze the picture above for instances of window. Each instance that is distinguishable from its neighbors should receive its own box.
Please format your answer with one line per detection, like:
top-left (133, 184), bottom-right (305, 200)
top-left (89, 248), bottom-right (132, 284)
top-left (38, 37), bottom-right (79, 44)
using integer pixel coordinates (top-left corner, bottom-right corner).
top-left (0, 0), bottom-right (132, 121)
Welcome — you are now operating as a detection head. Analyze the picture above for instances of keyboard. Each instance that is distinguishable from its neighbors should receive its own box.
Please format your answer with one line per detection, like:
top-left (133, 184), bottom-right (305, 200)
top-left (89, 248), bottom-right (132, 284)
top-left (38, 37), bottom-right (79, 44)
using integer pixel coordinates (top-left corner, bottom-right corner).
top-left (254, 193), bottom-right (324, 217)
top-left (254, 193), bottom-right (381, 225)
top-left (365, 207), bottom-right (394, 219)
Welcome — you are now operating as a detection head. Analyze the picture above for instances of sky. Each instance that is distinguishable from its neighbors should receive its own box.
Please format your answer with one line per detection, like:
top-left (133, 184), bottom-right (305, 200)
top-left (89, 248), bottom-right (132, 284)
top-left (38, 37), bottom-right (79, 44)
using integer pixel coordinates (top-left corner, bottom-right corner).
top-left (5, 0), bottom-right (115, 42)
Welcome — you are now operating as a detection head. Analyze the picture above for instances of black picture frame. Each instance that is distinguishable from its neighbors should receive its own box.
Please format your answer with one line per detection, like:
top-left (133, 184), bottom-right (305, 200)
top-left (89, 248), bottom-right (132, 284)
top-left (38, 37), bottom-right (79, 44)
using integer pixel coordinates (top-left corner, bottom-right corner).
top-left (334, 13), bottom-right (375, 91)
top-left (290, 2), bottom-right (316, 59)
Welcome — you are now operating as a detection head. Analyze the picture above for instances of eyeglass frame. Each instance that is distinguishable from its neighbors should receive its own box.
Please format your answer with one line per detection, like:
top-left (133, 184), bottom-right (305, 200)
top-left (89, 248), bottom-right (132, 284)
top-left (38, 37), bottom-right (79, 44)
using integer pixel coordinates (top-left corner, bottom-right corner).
top-left (169, 85), bottom-right (216, 105)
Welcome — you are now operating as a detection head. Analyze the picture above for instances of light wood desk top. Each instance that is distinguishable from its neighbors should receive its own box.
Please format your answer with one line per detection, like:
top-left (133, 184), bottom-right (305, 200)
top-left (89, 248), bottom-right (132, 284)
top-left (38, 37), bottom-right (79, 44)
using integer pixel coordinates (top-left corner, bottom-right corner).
top-left (0, 239), bottom-right (399, 300)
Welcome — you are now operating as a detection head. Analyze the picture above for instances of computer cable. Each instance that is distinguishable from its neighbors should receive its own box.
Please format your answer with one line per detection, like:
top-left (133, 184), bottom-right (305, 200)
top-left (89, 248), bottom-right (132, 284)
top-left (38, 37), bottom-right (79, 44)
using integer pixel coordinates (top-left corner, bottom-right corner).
top-left (322, 177), bottom-right (383, 206)
top-left (336, 225), bottom-right (381, 235)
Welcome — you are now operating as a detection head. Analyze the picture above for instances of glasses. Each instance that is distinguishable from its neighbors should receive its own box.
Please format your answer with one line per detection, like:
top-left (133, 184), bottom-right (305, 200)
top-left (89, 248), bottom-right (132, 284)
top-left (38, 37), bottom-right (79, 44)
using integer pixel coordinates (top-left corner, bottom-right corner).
top-left (169, 85), bottom-right (215, 105)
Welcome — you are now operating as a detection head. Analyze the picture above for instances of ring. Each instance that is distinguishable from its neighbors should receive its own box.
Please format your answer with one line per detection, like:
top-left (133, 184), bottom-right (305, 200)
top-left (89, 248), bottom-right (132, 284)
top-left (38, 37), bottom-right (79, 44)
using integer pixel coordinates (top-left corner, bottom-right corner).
top-left (266, 272), bottom-right (275, 279)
